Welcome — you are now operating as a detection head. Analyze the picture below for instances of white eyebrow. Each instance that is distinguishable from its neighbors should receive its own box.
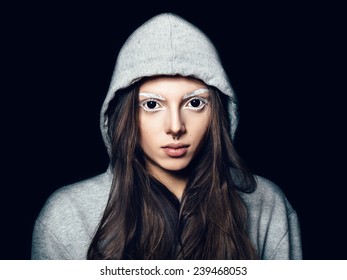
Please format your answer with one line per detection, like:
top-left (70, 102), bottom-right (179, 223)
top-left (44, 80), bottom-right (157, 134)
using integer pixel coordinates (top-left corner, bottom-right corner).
top-left (183, 88), bottom-right (209, 100)
top-left (139, 88), bottom-right (209, 100)
top-left (138, 92), bottom-right (166, 100)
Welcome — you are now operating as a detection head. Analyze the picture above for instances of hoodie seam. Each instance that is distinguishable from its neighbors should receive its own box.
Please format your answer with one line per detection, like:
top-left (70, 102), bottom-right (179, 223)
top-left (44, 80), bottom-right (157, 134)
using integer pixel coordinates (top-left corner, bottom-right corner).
top-left (268, 229), bottom-right (289, 259)
top-left (35, 219), bottom-right (72, 259)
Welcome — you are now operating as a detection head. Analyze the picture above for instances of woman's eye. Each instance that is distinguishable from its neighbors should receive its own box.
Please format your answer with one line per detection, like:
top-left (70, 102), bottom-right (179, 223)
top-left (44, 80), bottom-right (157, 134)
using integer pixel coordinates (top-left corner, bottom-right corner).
top-left (185, 97), bottom-right (208, 110)
top-left (190, 99), bottom-right (201, 107)
top-left (140, 99), bottom-right (162, 112)
top-left (146, 101), bottom-right (158, 109)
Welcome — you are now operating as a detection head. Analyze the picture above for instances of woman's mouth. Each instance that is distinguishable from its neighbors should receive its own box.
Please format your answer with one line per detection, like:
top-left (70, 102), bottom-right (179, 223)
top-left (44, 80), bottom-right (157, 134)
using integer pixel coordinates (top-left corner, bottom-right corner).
top-left (162, 144), bottom-right (190, 158)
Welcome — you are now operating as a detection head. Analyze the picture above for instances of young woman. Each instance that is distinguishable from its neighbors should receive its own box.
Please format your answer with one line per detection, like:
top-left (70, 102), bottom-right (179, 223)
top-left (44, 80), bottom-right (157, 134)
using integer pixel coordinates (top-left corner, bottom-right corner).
top-left (32, 13), bottom-right (302, 259)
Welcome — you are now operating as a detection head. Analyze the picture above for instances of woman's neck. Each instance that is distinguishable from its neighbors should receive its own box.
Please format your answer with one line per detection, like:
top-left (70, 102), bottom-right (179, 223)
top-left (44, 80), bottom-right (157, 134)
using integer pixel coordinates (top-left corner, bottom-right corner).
top-left (146, 163), bottom-right (188, 200)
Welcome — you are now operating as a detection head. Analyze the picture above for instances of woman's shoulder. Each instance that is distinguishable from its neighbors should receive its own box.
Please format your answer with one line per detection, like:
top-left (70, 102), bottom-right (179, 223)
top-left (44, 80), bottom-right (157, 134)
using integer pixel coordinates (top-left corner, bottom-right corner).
top-left (237, 174), bottom-right (302, 259)
top-left (36, 170), bottom-right (112, 230)
top-left (239, 174), bottom-right (295, 214)
top-left (32, 170), bottom-right (113, 259)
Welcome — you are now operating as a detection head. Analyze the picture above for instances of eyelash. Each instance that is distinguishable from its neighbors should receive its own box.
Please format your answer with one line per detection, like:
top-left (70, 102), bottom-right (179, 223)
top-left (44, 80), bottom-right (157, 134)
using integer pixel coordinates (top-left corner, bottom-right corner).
top-left (139, 97), bottom-right (209, 112)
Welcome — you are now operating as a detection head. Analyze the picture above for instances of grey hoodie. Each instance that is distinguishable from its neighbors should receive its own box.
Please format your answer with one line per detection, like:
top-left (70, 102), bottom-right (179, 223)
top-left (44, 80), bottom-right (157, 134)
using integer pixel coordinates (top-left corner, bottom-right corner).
top-left (32, 13), bottom-right (302, 260)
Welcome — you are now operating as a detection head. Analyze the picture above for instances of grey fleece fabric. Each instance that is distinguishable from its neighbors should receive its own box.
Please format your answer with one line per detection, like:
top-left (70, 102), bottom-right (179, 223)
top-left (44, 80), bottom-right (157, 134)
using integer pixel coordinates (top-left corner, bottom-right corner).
top-left (32, 171), bottom-right (302, 259)
top-left (32, 13), bottom-right (302, 259)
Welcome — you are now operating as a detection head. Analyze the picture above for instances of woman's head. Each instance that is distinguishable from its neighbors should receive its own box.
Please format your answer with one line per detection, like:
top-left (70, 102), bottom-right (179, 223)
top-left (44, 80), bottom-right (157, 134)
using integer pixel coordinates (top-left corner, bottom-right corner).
top-left (100, 13), bottom-right (239, 158)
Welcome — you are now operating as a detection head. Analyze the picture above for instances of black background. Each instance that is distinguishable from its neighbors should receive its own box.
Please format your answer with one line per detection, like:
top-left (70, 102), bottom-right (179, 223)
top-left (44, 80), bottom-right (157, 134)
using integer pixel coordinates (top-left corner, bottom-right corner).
top-left (2, 1), bottom-right (345, 260)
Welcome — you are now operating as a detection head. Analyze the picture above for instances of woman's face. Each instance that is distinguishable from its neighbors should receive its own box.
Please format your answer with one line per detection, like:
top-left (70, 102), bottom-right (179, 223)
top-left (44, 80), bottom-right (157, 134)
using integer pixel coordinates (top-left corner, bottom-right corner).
top-left (138, 76), bottom-right (211, 177)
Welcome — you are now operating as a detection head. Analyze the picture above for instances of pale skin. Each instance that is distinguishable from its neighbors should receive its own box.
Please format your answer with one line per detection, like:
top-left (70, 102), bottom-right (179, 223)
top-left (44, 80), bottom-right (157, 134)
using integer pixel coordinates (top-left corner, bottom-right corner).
top-left (138, 76), bottom-right (211, 199)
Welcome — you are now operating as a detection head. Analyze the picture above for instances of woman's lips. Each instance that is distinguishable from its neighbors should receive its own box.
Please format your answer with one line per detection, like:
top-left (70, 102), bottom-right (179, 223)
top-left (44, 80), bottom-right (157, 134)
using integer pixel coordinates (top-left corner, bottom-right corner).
top-left (162, 144), bottom-right (190, 158)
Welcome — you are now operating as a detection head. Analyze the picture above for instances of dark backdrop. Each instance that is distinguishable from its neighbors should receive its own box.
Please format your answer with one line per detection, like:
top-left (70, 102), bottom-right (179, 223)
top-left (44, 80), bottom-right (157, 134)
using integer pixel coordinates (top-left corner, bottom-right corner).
top-left (2, 1), bottom-right (345, 259)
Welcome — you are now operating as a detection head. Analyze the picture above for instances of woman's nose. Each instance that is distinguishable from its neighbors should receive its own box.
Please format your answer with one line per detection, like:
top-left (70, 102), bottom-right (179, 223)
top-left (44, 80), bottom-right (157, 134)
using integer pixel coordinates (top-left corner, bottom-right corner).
top-left (165, 108), bottom-right (186, 140)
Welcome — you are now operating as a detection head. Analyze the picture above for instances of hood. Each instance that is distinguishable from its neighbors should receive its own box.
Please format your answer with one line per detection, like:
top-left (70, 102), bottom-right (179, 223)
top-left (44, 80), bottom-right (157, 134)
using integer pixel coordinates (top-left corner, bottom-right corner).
top-left (100, 13), bottom-right (238, 156)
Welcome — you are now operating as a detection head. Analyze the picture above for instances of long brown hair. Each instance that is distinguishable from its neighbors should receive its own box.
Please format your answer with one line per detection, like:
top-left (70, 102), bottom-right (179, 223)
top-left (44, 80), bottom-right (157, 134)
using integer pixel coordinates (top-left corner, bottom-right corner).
top-left (87, 80), bottom-right (258, 259)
